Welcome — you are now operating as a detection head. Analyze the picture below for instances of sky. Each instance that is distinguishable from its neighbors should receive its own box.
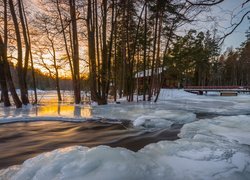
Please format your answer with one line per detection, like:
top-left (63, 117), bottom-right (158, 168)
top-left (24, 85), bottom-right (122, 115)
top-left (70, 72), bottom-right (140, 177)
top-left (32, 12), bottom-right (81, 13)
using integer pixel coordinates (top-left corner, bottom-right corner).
top-left (26, 0), bottom-right (249, 51)
top-left (216, 0), bottom-right (249, 50)
top-left (177, 0), bottom-right (249, 52)
top-left (205, 0), bottom-right (249, 51)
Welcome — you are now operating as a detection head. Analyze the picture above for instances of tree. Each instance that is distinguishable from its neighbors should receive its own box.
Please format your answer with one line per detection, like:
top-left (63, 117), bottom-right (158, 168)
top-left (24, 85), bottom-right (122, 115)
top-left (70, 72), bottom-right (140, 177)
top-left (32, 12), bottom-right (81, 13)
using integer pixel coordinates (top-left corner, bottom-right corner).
top-left (69, 0), bottom-right (81, 104)
top-left (8, 0), bottom-right (29, 105)
top-left (35, 13), bottom-right (63, 101)
top-left (0, 35), bottom-right (11, 107)
top-left (0, 0), bottom-right (22, 108)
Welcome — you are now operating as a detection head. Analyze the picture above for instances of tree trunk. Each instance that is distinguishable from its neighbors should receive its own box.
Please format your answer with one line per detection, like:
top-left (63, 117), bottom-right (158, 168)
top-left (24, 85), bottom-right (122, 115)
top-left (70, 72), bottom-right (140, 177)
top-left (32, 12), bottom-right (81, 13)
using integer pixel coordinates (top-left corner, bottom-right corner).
top-left (0, 35), bottom-right (22, 108)
top-left (154, 22), bottom-right (175, 102)
top-left (100, 0), bottom-right (108, 104)
top-left (0, 59), bottom-right (11, 107)
top-left (148, 9), bottom-right (159, 101)
top-left (106, 0), bottom-right (115, 98)
top-left (50, 40), bottom-right (62, 101)
top-left (143, 3), bottom-right (148, 101)
top-left (69, 0), bottom-right (81, 104)
top-left (87, 0), bottom-right (99, 102)
top-left (56, 0), bottom-right (74, 77)
top-left (22, 0), bottom-right (37, 104)
top-left (9, 0), bottom-right (29, 105)
top-left (18, 0), bottom-right (29, 98)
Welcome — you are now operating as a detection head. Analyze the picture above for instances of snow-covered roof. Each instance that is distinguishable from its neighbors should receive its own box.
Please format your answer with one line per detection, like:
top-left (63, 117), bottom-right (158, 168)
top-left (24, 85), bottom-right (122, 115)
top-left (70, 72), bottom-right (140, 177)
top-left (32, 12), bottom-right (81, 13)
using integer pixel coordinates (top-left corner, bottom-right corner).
top-left (134, 67), bottom-right (166, 78)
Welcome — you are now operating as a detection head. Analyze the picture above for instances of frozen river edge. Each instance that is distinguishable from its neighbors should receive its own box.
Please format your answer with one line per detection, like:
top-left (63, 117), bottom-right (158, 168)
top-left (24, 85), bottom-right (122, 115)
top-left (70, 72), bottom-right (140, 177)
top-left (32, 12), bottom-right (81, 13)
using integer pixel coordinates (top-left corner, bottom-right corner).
top-left (0, 89), bottom-right (250, 180)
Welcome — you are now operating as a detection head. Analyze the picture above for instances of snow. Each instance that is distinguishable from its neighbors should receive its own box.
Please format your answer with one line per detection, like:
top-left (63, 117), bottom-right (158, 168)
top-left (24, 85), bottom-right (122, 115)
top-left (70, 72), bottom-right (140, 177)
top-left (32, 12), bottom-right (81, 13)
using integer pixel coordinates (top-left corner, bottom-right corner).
top-left (1, 89), bottom-right (250, 179)
top-left (179, 115), bottom-right (250, 146)
top-left (1, 115), bottom-right (250, 180)
top-left (133, 110), bottom-right (196, 128)
top-left (157, 89), bottom-right (250, 115)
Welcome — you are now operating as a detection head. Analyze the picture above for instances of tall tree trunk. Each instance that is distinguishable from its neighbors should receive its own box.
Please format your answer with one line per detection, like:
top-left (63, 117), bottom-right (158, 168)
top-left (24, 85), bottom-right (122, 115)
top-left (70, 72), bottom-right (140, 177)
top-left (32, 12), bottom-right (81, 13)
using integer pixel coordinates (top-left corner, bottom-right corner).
top-left (3, 0), bottom-right (22, 108)
top-left (106, 0), bottom-right (115, 97)
top-left (18, 0), bottom-right (29, 98)
top-left (0, 34), bottom-right (22, 108)
top-left (1, 0), bottom-right (10, 107)
top-left (148, 8), bottom-right (159, 101)
top-left (94, 0), bottom-right (101, 96)
top-left (113, 2), bottom-right (118, 102)
top-left (70, 0), bottom-right (81, 104)
top-left (143, 3), bottom-right (148, 101)
top-left (22, 0), bottom-right (37, 104)
top-left (0, 51), bottom-right (11, 107)
top-left (130, 2), bottom-right (146, 101)
top-left (100, 0), bottom-right (108, 104)
top-left (154, 22), bottom-right (175, 102)
top-left (9, 0), bottom-right (29, 105)
top-left (153, 11), bottom-right (163, 101)
top-left (87, 0), bottom-right (99, 102)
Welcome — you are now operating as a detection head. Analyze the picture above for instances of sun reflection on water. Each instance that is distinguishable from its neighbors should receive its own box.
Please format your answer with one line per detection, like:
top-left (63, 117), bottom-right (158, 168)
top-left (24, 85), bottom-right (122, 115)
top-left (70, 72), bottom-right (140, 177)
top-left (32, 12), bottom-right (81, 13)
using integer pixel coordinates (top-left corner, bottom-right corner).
top-left (37, 105), bottom-right (92, 118)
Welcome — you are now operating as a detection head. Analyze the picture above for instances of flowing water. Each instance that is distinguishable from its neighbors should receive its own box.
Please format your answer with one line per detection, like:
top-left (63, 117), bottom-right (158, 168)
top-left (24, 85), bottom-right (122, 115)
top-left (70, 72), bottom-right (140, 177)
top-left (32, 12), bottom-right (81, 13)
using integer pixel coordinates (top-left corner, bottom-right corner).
top-left (0, 91), bottom-right (222, 169)
top-left (0, 120), bottom-right (181, 169)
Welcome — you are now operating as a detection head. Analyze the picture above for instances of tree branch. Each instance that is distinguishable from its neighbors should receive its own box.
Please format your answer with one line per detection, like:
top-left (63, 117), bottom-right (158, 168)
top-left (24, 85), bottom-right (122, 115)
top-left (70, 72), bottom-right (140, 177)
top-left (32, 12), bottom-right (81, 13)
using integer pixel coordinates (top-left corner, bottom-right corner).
top-left (186, 0), bottom-right (224, 6)
top-left (219, 10), bottom-right (250, 45)
top-left (242, 0), bottom-right (250, 8)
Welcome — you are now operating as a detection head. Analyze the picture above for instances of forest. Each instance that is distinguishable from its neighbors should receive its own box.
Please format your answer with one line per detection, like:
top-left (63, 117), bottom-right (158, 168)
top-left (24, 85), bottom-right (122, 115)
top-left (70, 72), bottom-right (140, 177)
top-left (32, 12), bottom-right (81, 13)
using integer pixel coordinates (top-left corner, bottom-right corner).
top-left (0, 0), bottom-right (250, 107)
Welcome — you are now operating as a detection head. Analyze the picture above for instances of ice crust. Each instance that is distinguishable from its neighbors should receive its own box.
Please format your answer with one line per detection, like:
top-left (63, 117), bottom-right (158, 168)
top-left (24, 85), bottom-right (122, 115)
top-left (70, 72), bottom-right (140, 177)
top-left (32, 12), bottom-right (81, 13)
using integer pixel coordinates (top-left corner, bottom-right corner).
top-left (1, 115), bottom-right (250, 180)
top-left (1, 89), bottom-right (250, 179)
top-left (0, 102), bottom-right (197, 129)
top-left (1, 89), bottom-right (250, 124)
top-left (157, 89), bottom-right (250, 115)
top-left (133, 110), bottom-right (196, 128)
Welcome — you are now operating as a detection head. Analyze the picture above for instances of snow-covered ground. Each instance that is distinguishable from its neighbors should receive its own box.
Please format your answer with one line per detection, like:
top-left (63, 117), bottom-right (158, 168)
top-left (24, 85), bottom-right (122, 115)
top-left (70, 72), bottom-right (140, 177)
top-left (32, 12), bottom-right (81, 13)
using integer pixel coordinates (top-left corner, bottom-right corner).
top-left (0, 89), bottom-right (250, 179)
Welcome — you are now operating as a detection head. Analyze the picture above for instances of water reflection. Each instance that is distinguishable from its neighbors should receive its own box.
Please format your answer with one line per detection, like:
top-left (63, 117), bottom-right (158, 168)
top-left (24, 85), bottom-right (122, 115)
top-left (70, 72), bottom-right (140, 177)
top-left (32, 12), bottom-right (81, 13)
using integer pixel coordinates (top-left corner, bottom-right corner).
top-left (37, 105), bottom-right (93, 118)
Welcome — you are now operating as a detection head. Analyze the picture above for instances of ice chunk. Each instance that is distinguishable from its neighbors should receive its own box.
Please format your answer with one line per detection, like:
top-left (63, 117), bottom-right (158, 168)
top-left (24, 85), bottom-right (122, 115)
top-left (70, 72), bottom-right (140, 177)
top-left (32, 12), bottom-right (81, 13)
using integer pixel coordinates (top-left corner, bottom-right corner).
top-left (179, 115), bottom-right (250, 146)
top-left (1, 139), bottom-right (250, 180)
top-left (133, 110), bottom-right (196, 128)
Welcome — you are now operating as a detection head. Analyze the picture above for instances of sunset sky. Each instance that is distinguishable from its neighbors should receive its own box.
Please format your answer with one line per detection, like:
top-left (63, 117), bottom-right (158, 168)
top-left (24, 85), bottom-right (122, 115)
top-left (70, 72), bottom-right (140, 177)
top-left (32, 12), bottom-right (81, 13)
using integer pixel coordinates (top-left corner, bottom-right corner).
top-left (16, 0), bottom-right (250, 77)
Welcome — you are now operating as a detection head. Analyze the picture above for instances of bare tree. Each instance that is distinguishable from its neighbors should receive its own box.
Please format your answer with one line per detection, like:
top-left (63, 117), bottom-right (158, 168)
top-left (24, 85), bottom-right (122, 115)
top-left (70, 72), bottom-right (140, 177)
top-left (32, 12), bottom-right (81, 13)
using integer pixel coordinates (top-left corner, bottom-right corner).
top-left (8, 0), bottom-right (29, 105)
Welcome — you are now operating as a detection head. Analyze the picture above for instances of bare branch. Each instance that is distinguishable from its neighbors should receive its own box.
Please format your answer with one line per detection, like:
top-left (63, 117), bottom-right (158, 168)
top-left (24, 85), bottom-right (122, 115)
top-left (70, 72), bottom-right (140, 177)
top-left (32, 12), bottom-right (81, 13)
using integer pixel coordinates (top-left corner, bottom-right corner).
top-left (186, 0), bottom-right (224, 6)
top-left (219, 10), bottom-right (250, 45)
top-left (242, 0), bottom-right (250, 8)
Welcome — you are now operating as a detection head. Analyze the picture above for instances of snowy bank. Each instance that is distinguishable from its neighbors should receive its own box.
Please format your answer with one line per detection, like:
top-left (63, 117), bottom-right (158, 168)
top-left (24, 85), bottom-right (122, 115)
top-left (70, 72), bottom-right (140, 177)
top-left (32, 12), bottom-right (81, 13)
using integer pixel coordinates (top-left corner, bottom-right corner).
top-left (157, 89), bottom-right (250, 115)
top-left (1, 115), bottom-right (250, 180)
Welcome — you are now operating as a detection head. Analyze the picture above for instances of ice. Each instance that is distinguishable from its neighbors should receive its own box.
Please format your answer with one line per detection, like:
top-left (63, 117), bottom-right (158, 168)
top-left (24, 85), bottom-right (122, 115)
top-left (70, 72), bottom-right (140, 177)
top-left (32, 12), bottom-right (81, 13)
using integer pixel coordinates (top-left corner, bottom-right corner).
top-left (133, 110), bottom-right (196, 128)
top-left (157, 89), bottom-right (250, 115)
top-left (1, 113), bottom-right (250, 179)
top-left (1, 89), bottom-right (250, 124)
top-left (179, 115), bottom-right (250, 146)
top-left (0, 103), bottom-right (197, 129)
top-left (1, 89), bottom-right (250, 179)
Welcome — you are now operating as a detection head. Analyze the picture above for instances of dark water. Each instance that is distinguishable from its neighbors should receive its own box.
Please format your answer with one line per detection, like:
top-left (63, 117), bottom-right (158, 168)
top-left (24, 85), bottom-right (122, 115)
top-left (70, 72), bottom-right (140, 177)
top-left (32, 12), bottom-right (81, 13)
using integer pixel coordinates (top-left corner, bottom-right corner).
top-left (0, 120), bottom-right (181, 169)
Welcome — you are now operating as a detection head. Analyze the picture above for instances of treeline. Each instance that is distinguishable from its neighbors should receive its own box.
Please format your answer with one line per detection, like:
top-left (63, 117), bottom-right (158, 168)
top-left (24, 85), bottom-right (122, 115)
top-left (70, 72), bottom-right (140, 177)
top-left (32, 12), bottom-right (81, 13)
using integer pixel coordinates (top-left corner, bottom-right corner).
top-left (0, 62), bottom-right (75, 91)
top-left (0, 0), bottom-right (248, 108)
top-left (165, 29), bottom-right (250, 87)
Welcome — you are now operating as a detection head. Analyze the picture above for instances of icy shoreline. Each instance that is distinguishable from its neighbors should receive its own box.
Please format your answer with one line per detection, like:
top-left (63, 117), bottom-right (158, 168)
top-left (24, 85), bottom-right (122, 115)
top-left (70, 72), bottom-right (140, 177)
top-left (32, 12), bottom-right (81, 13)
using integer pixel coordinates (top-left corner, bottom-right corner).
top-left (0, 89), bottom-right (250, 179)
top-left (1, 115), bottom-right (250, 180)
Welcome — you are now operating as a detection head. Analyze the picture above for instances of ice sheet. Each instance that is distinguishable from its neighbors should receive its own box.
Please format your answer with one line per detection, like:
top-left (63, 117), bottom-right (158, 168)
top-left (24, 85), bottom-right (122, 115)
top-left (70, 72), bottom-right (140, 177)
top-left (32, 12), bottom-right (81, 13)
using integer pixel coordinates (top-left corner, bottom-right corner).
top-left (1, 114), bottom-right (250, 180)
top-left (1, 89), bottom-right (250, 179)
